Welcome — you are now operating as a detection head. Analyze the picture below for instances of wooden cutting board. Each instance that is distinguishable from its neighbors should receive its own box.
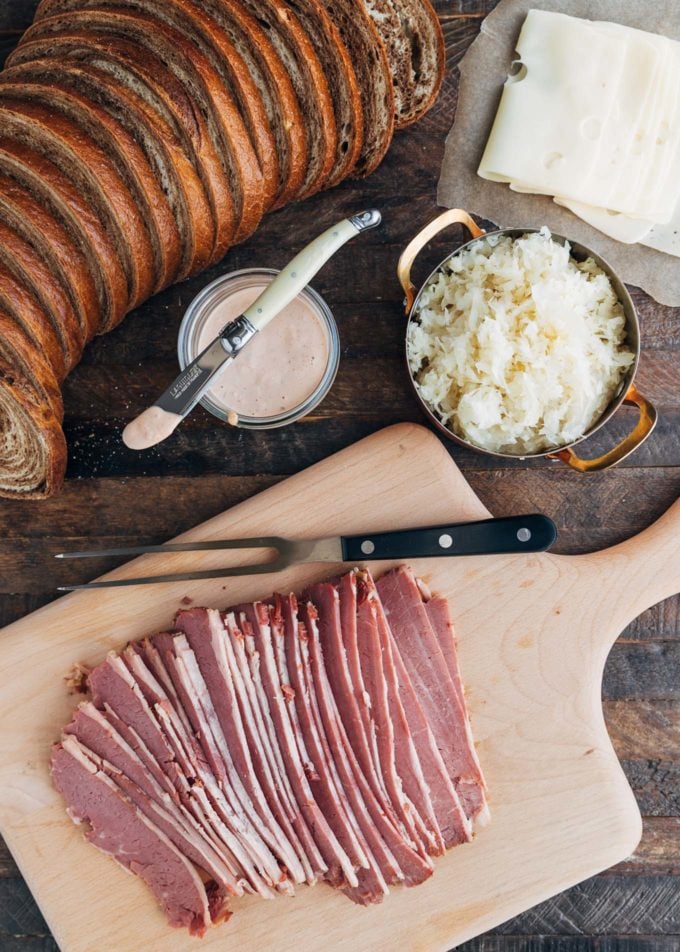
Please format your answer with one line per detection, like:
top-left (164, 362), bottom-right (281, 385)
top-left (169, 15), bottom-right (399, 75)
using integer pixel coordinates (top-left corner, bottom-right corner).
top-left (0, 423), bottom-right (678, 952)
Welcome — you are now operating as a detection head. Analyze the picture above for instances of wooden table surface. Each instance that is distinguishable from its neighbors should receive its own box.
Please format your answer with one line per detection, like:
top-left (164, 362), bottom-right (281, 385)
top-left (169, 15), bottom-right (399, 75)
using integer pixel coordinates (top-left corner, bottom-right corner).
top-left (0, 2), bottom-right (678, 950)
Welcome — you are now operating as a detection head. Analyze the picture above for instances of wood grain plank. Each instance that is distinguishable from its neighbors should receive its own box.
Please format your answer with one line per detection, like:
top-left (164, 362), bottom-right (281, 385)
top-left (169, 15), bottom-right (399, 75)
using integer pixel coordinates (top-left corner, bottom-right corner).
top-left (612, 819), bottom-right (680, 876)
top-left (457, 939), bottom-right (680, 952)
top-left (0, 941), bottom-right (57, 952)
top-left (60, 352), bottom-right (680, 410)
top-left (0, 873), bottom-right (676, 940)
top-left (493, 875), bottom-right (680, 935)
top-left (606, 701), bottom-right (680, 760)
top-left (621, 761), bottom-right (680, 817)
top-left (604, 644), bottom-right (680, 701)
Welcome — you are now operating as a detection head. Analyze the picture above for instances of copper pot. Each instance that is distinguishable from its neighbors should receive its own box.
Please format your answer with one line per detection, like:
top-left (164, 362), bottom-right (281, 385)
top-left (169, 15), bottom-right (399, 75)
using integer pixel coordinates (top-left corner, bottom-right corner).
top-left (398, 209), bottom-right (657, 472)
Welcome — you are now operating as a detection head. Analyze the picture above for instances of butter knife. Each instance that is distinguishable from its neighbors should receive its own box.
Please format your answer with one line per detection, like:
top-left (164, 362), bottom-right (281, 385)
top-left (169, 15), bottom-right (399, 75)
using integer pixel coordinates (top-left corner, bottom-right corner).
top-left (122, 209), bottom-right (382, 450)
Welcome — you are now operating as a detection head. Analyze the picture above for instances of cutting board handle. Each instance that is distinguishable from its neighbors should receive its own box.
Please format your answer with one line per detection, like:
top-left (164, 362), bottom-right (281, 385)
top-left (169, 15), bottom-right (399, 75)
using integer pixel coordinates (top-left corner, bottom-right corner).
top-left (591, 496), bottom-right (680, 630)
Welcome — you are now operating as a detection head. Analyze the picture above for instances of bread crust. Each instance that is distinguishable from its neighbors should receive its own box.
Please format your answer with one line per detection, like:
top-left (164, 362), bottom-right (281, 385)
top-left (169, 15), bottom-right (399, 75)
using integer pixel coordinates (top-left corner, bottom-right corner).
top-left (0, 302), bottom-right (64, 419)
top-left (0, 170), bottom-right (99, 345)
top-left (284, 0), bottom-right (364, 186)
top-left (33, 0), bottom-right (307, 209)
top-left (25, 6), bottom-right (263, 247)
top-left (113, 0), bottom-right (280, 213)
top-left (318, 0), bottom-right (394, 177)
top-left (0, 95), bottom-right (155, 310)
top-left (0, 136), bottom-right (128, 334)
top-left (3, 55), bottom-right (217, 279)
top-left (190, 0), bottom-right (308, 207)
top-left (240, 0), bottom-right (337, 199)
top-left (0, 253), bottom-right (70, 381)
top-left (0, 71), bottom-right (184, 292)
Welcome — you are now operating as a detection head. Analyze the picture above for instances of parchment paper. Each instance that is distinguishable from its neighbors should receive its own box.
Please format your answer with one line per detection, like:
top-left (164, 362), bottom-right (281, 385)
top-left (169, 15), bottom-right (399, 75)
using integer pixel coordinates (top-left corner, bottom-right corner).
top-left (438, 0), bottom-right (680, 306)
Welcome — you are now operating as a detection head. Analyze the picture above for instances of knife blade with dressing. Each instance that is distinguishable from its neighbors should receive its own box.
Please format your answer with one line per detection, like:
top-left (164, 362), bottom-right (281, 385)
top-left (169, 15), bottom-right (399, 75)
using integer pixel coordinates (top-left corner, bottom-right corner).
top-left (122, 209), bottom-right (382, 450)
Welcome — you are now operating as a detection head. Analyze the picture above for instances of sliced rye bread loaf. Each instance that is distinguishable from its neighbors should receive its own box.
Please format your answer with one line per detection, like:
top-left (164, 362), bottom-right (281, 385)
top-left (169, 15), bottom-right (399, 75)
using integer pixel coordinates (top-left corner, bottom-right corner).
top-left (239, 0), bottom-right (337, 199)
top-left (366, 0), bottom-right (444, 127)
top-left (0, 71), bottom-right (182, 291)
top-left (33, 0), bottom-right (305, 210)
top-left (0, 253), bottom-right (70, 382)
top-left (0, 343), bottom-right (66, 497)
top-left (0, 171), bottom-right (98, 347)
top-left (0, 137), bottom-right (127, 334)
top-left (283, 0), bottom-right (363, 186)
top-left (8, 34), bottom-right (232, 273)
top-left (1, 58), bottom-right (215, 280)
top-left (22, 8), bottom-right (263, 246)
top-left (0, 97), bottom-right (155, 311)
top-left (41, 0), bottom-right (279, 212)
top-left (318, 0), bottom-right (394, 177)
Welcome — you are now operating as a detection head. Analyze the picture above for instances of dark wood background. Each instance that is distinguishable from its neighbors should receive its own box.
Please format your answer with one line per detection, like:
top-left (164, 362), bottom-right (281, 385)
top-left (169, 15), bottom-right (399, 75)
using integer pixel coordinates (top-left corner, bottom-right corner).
top-left (0, 1), bottom-right (678, 949)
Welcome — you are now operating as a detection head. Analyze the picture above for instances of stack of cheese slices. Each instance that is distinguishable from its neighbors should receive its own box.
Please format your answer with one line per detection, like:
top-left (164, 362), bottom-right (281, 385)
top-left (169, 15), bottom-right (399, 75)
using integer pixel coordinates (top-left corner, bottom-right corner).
top-left (0, 0), bottom-right (444, 498)
top-left (479, 10), bottom-right (680, 256)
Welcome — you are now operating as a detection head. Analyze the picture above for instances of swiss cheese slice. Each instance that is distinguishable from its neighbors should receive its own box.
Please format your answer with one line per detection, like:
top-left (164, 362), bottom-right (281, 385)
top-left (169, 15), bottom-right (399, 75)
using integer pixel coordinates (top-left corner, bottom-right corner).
top-left (554, 200), bottom-right (654, 244)
top-left (478, 10), bottom-right (680, 229)
top-left (478, 10), bottom-right (627, 204)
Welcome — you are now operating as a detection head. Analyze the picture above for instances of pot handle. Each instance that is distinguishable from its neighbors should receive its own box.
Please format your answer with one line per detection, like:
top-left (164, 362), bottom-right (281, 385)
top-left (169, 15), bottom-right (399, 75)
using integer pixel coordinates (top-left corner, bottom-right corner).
top-left (397, 209), bottom-right (486, 313)
top-left (548, 384), bottom-right (657, 472)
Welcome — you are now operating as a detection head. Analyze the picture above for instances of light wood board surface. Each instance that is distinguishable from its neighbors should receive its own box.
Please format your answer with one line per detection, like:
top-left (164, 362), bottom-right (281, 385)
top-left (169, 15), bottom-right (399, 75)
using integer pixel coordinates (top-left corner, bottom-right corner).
top-left (0, 423), bottom-right (678, 952)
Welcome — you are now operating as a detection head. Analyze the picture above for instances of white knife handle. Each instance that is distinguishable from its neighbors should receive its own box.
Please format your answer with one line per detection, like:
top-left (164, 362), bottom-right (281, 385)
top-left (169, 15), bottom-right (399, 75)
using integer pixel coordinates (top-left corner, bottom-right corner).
top-left (242, 210), bottom-right (381, 333)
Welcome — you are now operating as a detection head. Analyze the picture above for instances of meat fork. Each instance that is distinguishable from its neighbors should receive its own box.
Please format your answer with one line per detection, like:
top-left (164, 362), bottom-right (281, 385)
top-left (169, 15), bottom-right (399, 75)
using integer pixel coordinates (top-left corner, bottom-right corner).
top-left (55, 514), bottom-right (557, 589)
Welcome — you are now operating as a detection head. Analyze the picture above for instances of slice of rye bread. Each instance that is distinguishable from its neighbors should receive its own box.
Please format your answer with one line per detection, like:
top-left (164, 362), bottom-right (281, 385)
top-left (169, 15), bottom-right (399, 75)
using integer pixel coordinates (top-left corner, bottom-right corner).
top-left (0, 166), bottom-right (99, 345)
top-left (282, 0), bottom-right (363, 186)
top-left (366, 0), bottom-right (445, 127)
top-left (0, 347), bottom-right (66, 498)
top-left (8, 35), bottom-right (232, 274)
top-left (1, 59), bottom-right (214, 280)
top-left (37, 0), bottom-right (279, 212)
top-left (0, 137), bottom-right (127, 334)
top-left (239, 0), bottom-right (337, 199)
top-left (318, 0), bottom-right (394, 177)
top-left (360, 0), bottom-right (410, 115)
top-left (0, 72), bottom-right (182, 292)
top-left (0, 254), bottom-right (70, 382)
top-left (182, 0), bottom-right (307, 207)
top-left (22, 8), bottom-right (263, 246)
top-left (33, 0), bottom-right (306, 210)
top-left (0, 98), bottom-right (155, 311)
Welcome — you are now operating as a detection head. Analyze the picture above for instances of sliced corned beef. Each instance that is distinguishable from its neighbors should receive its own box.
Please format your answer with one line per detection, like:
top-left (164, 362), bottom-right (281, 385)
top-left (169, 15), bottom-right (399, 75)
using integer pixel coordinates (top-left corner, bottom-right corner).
top-left (65, 702), bottom-right (242, 900)
top-left (232, 602), bottom-right (330, 882)
top-left (353, 574), bottom-right (437, 858)
top-left (53, 565), bottom-right (485, 935)
top-left (371, 584), bottom-right (471, 848)
top-left (300, 600), bottom-right (433, 892)
top-left (52, 737), bottom-right (214, 936)
top-left (377, 566), bottom-right (487, 822)
top-left (174, 607), bottom-right (312, 883)
top-left (131, 636), bottom-right (286, 894)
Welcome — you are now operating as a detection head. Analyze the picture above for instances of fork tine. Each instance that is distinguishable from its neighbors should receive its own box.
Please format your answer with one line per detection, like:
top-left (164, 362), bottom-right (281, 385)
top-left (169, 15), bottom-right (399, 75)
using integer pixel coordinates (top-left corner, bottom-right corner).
top-left (55, 537), bottom-right (285, 559)
top-left (57, 555), bottom-right (289, 590)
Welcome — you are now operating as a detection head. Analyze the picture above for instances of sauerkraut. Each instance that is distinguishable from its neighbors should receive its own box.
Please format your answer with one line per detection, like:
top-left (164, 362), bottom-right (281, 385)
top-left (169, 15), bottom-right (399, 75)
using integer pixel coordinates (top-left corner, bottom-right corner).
top-left (407, 229), bottom-right (634, 455)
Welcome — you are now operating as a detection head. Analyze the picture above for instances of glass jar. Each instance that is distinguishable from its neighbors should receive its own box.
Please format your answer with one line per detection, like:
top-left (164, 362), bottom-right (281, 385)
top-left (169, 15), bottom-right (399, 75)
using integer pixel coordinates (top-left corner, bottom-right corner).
top-left (177, 268), bottom-right (340, 429)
